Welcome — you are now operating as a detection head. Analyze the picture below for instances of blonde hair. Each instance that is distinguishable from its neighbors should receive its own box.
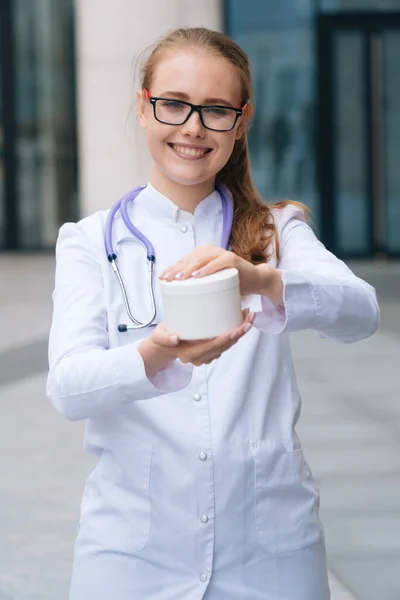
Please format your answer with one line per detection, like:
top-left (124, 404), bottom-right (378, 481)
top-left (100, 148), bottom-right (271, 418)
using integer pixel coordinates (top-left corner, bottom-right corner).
top-left (140, 27), bottom-right (308, 264)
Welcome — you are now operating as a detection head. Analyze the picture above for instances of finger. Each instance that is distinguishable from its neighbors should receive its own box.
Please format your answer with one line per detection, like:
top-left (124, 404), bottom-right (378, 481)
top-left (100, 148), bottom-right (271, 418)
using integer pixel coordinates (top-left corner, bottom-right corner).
top-left (191, 349), bottom-right (223, 366)
top-left (159, 249), bottom-right (205, 280)
top-left (152, 323), bottom-right (180, 347)
top-left (204, 357), bottom-right (221, 365)
top-left (182, 331), bottom-right (234, 365)
top-left (160, 259), bottom-right (191, 281)
top-left (159, 247), bottom-right (209, 279)
top-left (161, 247), bottom-right (224, 281)
top-left (181, 248), bottom-right (226, 280)
top-left (170, 257), bottom-right (206, 281)
top-left (178, 309), bottom-right (254, 363)
top-left (189, 330), bottom-right (236, 362)
top-left (162, 256), bottom-right (215, 281)
top-left (228, 311), bottom-right (255, 342)
top-left (191, 252), bottom-right (236, 279)
top-left (242, 308), bottom-right (250, 320)
top-left (179, 335), bottom-right (230, 364)
top-left (188, 309), bottom-right (250, 357)
top-left (190, 329), bottom-right (246, 364)
top-left (192, 355), bottom-right (220, 367)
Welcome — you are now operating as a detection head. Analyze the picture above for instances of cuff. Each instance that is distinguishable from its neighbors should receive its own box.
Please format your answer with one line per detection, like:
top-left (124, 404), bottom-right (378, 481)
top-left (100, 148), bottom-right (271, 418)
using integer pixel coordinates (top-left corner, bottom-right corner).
top-left (115, 341), bottom-right (194, 404)
top-left (242, 269), bottom-right (318, 334)
top-left (148, 359), bottom-right (193, 393)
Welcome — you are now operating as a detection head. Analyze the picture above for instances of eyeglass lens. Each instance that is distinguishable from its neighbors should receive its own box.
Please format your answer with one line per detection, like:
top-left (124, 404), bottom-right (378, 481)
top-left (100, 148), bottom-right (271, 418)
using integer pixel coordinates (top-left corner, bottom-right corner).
top-left (155, 99), bottom-right (237, 131)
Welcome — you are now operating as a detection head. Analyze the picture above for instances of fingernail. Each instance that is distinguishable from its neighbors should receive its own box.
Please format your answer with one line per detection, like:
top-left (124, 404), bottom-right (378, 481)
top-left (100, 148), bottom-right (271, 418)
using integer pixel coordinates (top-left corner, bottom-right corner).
top-left (244, 323), bottom-right (252, 333)
top-left (191, 269), bottom-right (202, 277)
top-left (163, 272), bottom-right (173, 281)
top-left (230, 331), bottom-right (239, 340)
top-left (175, 272), bottom-right (184, 280)
top-left (169, 335), bottom-right (178, 345)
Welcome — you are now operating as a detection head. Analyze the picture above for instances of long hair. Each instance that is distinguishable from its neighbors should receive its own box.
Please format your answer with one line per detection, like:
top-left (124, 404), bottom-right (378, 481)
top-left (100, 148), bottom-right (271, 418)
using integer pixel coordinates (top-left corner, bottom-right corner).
top-left (140, 27), bottom-right (308, 264)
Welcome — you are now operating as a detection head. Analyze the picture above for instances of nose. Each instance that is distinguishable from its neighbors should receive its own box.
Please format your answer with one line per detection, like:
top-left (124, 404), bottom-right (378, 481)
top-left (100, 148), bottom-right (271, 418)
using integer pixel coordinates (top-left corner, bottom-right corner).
top-left (180, 109), bottom-right (206, 137)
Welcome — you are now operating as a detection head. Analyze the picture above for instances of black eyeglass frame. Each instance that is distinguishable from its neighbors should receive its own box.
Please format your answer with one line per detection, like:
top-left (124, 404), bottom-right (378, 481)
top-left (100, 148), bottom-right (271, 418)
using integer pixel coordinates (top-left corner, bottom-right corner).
top-left (145, 92), bottom-right (247, 132)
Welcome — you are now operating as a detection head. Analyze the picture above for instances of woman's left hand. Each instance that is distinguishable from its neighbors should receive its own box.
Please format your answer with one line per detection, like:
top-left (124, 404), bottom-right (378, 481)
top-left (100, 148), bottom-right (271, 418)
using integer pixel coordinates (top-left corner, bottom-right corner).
top-left (159, 244), bottom-right (282, 301)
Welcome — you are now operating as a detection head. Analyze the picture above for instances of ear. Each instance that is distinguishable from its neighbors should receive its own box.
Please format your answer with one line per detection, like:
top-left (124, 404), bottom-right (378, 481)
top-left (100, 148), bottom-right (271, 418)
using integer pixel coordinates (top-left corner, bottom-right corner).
top-left (235, 104), bottom-right (252, 140)
top-left (137, 90), bottom-right (148, 129)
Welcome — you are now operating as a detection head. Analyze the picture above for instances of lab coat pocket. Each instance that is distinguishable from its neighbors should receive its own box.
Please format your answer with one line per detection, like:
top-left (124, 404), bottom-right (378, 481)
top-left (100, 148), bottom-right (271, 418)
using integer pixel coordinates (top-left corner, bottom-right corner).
top-left (79, 442), bottom-right (153, 554)
top-left (251, 440), bottom-right (323, 554)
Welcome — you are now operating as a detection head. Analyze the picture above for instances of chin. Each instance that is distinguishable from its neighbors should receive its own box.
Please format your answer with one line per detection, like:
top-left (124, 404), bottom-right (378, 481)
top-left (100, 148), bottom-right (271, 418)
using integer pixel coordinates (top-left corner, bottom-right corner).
top-left (163, 165), bottom-right (216, 187)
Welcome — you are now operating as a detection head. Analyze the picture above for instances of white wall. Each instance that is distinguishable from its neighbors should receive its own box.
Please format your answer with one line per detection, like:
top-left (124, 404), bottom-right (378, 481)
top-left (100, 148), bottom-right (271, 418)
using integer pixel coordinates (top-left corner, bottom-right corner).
top-left (75, 0), bottom-right (223, 216)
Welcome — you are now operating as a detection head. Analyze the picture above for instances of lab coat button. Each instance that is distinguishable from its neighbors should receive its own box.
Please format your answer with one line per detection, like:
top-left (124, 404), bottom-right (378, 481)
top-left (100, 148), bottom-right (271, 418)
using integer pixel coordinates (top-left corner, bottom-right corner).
top-left (180, 225), bottom-right (188, 233)
top-left (199, 452), bottom-right (207, 461)
top-left (200, 514), bottom-right (209, 524)
top-left (193, 393), bottom-right (201, 401)
top-left (200, 573), bottom-right (208, 582)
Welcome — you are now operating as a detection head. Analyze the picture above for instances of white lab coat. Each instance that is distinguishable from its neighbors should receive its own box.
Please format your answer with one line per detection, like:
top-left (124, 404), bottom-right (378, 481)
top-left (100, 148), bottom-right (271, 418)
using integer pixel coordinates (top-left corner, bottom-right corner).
top-left (47, 184), bottom-right (379, 600)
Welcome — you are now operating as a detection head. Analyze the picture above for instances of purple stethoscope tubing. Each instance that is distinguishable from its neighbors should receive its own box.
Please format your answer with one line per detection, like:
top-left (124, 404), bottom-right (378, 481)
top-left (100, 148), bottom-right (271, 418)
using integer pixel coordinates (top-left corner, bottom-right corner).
top-left (105, 185), bottom-right (234, 332)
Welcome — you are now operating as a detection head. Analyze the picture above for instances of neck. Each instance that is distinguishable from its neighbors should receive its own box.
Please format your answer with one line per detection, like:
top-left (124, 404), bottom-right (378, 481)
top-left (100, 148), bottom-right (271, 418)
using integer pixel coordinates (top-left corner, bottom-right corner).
top-left (150, 167), bottom-right (216, 214)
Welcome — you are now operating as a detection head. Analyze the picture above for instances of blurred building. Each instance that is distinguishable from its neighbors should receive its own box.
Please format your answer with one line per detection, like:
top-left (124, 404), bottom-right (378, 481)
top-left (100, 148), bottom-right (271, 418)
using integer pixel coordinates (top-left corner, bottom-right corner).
top-left (0, 0), bottom-right (399, 258)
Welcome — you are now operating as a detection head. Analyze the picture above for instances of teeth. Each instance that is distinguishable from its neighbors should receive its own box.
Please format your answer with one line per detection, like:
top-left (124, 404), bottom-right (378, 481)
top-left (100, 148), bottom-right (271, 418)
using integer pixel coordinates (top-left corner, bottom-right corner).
top-left (172, 145), bottom-right (208, 157)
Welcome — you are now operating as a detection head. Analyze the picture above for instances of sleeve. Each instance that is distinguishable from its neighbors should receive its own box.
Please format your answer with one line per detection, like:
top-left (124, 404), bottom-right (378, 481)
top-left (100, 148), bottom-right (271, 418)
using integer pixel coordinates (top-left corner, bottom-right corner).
top-left (46, 221), bottom-right (193, 422)
top-left (250, 205), bottom-right (380, 343)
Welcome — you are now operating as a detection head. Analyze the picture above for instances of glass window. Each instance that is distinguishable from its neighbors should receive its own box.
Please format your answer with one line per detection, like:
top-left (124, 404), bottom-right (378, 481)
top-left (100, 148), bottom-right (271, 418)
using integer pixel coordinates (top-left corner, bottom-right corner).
top-left (334, 31), bottom-right (370, 254)
top-left (320, 0), bottom-right (400, 11)
top-left (13, 0), bottom-right (78, 249)
top-left (383, 30), bottom-right (400, 252)
top-left (0, 16), bottom-right (4, 248)
top-left (225, 0), bottom-right (318, 228)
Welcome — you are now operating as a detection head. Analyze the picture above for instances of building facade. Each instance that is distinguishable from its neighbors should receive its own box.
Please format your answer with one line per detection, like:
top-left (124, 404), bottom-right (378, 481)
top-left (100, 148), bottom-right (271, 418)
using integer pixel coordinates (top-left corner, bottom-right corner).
top-left (0, 0), bottom-right (399, 257)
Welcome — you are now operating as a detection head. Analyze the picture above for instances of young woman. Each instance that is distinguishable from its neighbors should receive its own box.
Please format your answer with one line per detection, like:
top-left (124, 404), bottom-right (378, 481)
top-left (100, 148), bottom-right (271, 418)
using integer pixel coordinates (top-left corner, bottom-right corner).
top-left (47, 27), bottom-right (379, 600)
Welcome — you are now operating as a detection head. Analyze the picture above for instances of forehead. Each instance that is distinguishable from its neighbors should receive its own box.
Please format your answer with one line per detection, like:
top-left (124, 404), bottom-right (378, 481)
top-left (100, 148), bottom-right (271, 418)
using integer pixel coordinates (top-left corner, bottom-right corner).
top-left (150, 49), bottom-right (243, 104)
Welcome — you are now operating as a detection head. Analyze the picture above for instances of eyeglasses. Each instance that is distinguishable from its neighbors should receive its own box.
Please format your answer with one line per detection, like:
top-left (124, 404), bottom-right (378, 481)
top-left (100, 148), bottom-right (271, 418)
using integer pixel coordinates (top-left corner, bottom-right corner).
top-left (143, 89), bottom-right (247, 132)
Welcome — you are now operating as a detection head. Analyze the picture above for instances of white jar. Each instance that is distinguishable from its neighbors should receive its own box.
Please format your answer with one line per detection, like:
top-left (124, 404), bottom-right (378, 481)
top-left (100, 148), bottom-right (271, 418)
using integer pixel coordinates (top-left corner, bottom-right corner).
top-left (159, 268), bottom-right (242, 340)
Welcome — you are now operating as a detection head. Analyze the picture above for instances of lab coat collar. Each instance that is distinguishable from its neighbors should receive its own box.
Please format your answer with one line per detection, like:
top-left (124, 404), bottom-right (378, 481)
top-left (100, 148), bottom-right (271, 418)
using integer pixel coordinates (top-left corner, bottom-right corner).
top-left (136, 183), bottom-right (223, 224)
top-left (112, 183), bottom-right (223, 245)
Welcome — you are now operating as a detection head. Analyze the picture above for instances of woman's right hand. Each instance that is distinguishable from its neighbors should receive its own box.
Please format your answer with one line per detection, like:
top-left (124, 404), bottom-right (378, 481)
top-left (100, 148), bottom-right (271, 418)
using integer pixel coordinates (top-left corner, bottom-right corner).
top-left (151, 309), bottom-right (255, 367)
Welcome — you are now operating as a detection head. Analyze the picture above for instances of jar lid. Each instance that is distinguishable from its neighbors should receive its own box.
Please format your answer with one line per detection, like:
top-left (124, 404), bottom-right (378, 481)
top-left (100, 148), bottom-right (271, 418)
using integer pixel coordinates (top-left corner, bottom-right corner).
top-left (159, 267), bottom-right (239, 296)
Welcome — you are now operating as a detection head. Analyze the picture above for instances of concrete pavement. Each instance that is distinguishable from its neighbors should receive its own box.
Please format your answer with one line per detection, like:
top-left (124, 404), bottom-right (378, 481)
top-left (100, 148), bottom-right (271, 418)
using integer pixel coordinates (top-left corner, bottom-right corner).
top-left (0, 254), bottom-right (399, 599)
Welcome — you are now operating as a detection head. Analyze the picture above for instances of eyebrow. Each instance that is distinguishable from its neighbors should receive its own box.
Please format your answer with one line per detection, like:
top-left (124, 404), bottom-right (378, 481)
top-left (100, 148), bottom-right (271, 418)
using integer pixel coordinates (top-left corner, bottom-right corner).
top-left (159, 90), bottom-right (235, 108)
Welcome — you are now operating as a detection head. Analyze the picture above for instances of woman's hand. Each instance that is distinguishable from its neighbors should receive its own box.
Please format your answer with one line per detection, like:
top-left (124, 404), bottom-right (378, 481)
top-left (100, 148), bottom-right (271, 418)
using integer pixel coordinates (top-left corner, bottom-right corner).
top-left (160, 244), bottom-right (283, 303)
top-left (141, 309), bottom-right (255, 372)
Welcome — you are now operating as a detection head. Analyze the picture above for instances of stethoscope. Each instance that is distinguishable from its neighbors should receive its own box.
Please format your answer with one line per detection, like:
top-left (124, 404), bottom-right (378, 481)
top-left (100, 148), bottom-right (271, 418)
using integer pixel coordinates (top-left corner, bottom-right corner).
top-left (105, 185), bottom-right (234, 333)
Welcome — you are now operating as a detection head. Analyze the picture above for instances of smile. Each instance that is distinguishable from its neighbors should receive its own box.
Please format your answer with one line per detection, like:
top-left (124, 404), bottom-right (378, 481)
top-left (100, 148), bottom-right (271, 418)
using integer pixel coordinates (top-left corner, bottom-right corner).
top-left (168, 144), bottom-right (212, 159)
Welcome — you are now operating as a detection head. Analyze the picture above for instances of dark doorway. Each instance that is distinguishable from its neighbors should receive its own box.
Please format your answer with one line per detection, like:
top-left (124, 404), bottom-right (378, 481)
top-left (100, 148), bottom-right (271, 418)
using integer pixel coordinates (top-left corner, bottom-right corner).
top-left (317, 11), bottom-right (400, 258)
top-left (0, 0), bottom-right (17, 249)
top-left (0, 0), bottom-right (78, 251)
